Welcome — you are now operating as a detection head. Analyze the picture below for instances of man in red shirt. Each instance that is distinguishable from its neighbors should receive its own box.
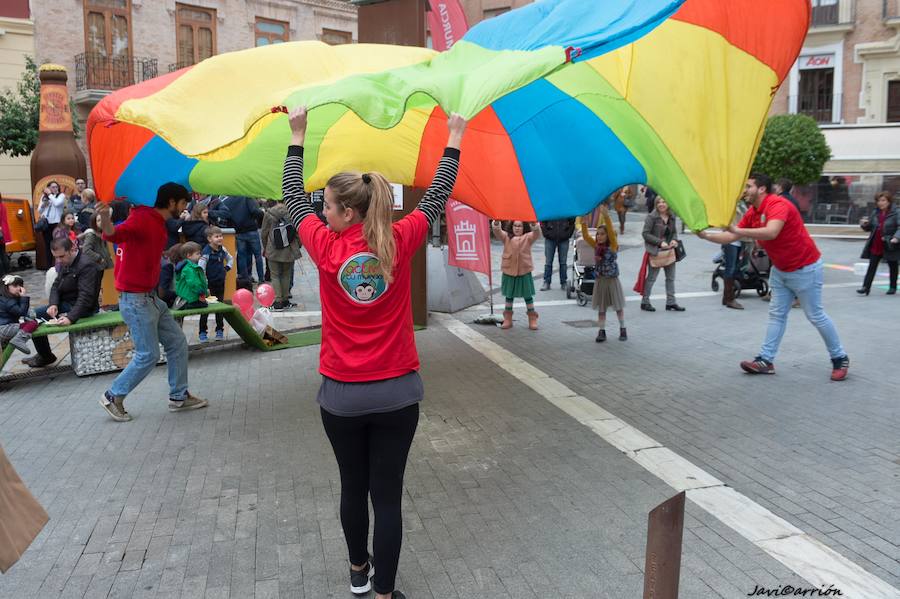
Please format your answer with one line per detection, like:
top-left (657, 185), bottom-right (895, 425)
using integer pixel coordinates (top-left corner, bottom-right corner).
top-left (97, 183), bottom-right (208, 422)
top-left (699, 174), bottom-right (849, 381)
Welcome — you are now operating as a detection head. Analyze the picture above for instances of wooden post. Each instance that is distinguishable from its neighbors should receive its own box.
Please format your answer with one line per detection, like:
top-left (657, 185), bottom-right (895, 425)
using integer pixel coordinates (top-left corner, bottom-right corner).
top-left (643, 492), bottom-right (685, 599)
top-left (355, 0), bottom-right (429, 326)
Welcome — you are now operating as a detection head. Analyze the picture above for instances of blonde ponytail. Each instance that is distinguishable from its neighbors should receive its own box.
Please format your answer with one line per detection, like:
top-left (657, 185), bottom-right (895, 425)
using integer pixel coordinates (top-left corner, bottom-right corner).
top-left (326, 171), bottom-right (397, 283)
top-left (361, 173), bottom-right (396, 283)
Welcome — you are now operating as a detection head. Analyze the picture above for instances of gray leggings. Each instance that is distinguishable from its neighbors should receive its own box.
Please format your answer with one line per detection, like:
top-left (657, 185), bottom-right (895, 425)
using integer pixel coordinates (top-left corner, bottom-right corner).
top-left (643, 262), bottom-right (677, 305)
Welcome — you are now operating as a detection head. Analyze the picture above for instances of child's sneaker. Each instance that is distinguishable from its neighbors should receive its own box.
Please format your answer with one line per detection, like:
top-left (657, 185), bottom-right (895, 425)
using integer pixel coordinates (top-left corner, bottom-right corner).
top-left (215, 330), bottom-right (224, 341)
top-left (198, 332), bottom-right (208, 343)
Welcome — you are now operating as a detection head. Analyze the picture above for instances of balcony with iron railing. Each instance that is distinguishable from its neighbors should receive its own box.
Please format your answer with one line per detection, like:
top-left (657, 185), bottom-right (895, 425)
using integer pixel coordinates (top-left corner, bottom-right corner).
top-left (74, 53), bottom-right (158, 104)
top-left (792, 93), bottom-right (843, 124)
top-left (810, 0), bottom-right (855, 31)
top-left (167, 61), bottom-right (195, 73)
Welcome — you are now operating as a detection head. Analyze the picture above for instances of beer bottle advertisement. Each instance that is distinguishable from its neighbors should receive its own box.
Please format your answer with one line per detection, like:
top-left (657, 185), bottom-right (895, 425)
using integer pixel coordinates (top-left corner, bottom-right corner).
top-left (29, 64), bottom-right (87, 270)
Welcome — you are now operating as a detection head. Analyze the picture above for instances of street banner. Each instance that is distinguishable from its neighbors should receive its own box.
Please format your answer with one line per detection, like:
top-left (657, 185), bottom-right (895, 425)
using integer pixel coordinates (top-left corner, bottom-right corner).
top-left (446, 199), bottom-right (490, 276)
top-left (427, 0), bottom-right (469, 52)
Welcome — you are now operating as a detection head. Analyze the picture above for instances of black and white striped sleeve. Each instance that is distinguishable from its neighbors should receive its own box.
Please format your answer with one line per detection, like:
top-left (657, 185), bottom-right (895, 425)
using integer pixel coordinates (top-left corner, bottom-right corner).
top-left (282, 146), bottom-right (315, 229)
top-left (415, 147), bottom-right (460, 227)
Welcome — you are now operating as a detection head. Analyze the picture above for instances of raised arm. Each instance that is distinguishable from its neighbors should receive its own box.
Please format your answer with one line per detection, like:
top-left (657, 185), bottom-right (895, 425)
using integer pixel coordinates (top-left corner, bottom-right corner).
top-left (282, 107), bottom-right (315, 229)
top-left (491, 220), bottom-right (508, 243)
top-left (600, 206), bottom-right (618, 252)
top-left (578, 217), bottom-right (596, 248)
top-left (415, 114), bottom-right (467, 227)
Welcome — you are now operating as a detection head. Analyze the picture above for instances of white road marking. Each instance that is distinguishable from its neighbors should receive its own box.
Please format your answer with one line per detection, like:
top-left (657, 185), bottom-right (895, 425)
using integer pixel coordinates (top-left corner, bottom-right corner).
top-left (434, 313), bottom-right (900, 599)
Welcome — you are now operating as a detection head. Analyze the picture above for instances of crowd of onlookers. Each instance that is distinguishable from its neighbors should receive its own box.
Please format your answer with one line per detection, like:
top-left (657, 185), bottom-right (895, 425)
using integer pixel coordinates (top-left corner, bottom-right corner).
top-left (0, 181), bottom-right (312, 369)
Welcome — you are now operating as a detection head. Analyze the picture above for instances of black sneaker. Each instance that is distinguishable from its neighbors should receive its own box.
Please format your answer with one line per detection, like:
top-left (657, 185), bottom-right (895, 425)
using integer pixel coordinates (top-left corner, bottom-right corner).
top-left (350, 559), bottom-right (374, 595)
top-left (740, 356), bottom-right (775, 375)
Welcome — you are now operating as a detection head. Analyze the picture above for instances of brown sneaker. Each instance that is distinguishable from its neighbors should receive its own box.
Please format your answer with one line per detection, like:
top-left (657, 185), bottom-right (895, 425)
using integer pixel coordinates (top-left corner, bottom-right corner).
top-left (740, 356), bottom-right (775, 375)
top-left (99, 391), bottom-right (131, 422)
top-left (168, 392), bottom-right (209, 412)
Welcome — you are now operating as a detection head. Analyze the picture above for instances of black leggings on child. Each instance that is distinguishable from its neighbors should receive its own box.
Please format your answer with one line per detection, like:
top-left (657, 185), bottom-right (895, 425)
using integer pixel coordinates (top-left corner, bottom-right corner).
top-left (320, 403), bottom-right (419, 595)
top-left (199, 282), bottom-right (225, 333)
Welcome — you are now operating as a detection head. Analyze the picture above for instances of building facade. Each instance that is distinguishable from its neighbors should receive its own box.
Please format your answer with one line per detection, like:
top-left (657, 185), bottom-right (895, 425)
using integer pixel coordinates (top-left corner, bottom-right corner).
top-left (770, 0), bottom-right (900, 223)
top-left (0, 0), bottom-right (36, 197)
top-left (1, 0), bottom-right (357, 196)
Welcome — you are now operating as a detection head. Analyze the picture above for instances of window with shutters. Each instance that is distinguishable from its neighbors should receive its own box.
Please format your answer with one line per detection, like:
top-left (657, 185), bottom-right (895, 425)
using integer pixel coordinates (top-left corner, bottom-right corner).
top-left (887, 81), bottom-right (900, 123)
top-left (255, 17), bottom-right (289, 46)
top-left (175, 4), bottom-right (216, 69)
top-left (83, 0), bottom-right (132, 89)
top-left (320, 28), bottom-right (352, 45)
top-left (798, 67), bottom-right (835, 123)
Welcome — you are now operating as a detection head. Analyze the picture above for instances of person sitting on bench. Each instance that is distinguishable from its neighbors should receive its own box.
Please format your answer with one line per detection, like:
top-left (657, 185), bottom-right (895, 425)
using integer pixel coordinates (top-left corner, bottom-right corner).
top-left (24, 238), bottom-right (102, 368)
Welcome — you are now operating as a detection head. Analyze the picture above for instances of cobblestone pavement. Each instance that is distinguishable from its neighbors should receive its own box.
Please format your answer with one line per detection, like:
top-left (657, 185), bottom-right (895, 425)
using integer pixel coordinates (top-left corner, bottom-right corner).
top-left (0, 230), bottom-right (897, 598)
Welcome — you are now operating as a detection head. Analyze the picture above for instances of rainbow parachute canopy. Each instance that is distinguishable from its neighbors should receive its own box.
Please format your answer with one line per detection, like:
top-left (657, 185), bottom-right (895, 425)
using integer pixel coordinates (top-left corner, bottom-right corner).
top-left (87, 0), bottom-right (809, 229)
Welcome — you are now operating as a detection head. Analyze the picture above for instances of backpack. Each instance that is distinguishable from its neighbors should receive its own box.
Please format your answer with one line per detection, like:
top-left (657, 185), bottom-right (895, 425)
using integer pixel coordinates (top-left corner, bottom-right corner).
top-left (271, 216), bottom-right (296, 250)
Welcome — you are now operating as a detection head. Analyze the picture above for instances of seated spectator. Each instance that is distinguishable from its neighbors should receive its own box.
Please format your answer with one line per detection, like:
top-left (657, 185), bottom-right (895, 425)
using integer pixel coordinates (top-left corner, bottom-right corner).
top-left (174, 242), bottom-right (208, 309)
top-left (0, 274), bottom-right (40, 355)
top-left (24, 238), bottom-right (102, 368)
top-left (157, 243), bottom-right (182, 308)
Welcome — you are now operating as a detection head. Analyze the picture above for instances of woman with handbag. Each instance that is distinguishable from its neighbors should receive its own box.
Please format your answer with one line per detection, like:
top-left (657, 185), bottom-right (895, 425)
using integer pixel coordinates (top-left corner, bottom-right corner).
top-left (857, 191), bottom-right (899, 295)
top-left (641, 196), bottom-right (685, 312)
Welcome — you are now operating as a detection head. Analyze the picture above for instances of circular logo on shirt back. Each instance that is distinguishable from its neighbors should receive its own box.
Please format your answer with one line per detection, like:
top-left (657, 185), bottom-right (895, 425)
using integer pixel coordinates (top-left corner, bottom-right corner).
top-left (338, 253), bottom-right (388, 304)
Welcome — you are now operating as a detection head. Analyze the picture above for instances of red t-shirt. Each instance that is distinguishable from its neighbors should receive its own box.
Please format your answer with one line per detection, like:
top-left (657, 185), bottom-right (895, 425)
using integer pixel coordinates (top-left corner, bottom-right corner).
top-left (103, 206), bottom-right (167, 293)
top-left (300, 211), bottom-right (429, 382)
top-left (738, 194), bottom-right (820, 272)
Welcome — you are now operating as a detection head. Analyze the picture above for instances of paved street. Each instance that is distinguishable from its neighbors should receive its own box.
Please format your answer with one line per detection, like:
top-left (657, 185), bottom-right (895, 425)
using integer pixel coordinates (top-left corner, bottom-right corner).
top-left (0, 229), bottom-right (897, 598)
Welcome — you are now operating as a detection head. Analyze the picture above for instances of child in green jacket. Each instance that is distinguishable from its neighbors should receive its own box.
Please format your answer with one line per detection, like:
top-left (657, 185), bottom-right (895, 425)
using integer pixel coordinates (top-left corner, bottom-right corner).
top-left (174, 242), bottom-right (209, 309)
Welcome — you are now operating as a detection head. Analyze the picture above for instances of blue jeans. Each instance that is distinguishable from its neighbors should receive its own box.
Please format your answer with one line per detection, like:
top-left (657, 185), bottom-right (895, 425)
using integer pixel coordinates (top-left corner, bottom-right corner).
top-left (721, 244), bottom-right (741, 279)
top-left (759, 259), bottom-right (845, 362)
top-left (236, 231), bottom-right (265, 283)
top-left (109, 292), bottom-right (189, 400)
top-left (543, 238), bottom-right (570, 285)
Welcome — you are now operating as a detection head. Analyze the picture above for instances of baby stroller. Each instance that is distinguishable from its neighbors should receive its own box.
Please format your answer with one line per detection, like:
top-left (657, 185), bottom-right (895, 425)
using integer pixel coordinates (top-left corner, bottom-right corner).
top-left (566, 229), bottom-right (597, 306)
top-left (711, 242), bottom-right (771, 298)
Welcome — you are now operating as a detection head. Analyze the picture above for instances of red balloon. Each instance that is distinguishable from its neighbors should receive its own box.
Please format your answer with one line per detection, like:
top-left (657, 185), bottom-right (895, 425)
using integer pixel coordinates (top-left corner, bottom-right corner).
top-left (256, 283), bottom-right (276, 308)
top-left (232, 288), bottom-right (253, 311)
top-left (240, 304), bottom-right (254, 320)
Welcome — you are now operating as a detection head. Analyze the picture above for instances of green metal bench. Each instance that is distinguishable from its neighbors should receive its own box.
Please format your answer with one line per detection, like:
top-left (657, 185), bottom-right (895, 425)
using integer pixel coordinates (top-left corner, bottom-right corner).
top-left (0, 303), bottom-right (321, 376)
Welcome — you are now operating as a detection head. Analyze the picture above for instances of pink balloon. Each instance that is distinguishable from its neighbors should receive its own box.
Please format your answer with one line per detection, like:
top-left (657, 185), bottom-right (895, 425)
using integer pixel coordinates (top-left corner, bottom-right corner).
top-left (256, 283), bottom-right (276, 308)
top-left (232, 288), bottom-right (253, 311)
top-left (240, 304), bottom-right (254, 320)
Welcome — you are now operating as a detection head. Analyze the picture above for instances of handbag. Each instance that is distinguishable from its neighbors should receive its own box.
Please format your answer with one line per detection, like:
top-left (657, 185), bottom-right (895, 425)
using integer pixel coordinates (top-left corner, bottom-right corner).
top-left (649, 249), bottom-right (675, 268)
top-left (674, 239), bottom-right (687, 262)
